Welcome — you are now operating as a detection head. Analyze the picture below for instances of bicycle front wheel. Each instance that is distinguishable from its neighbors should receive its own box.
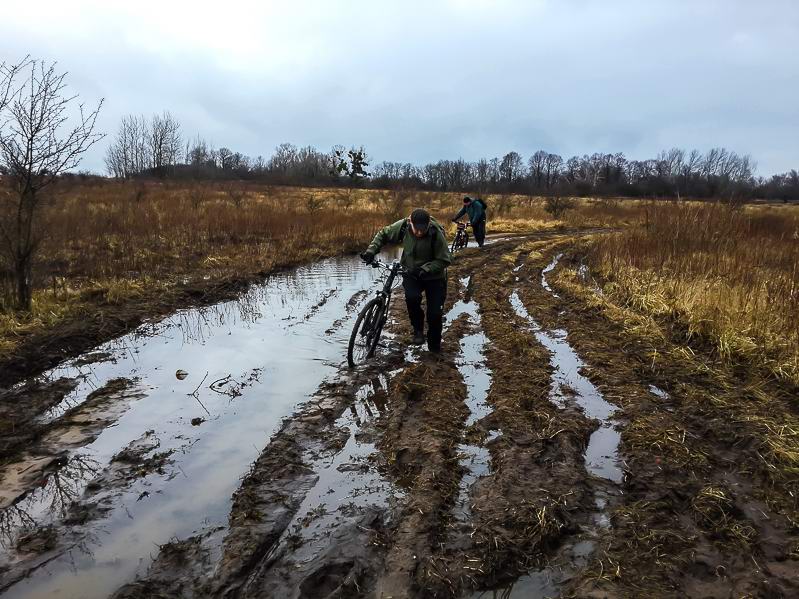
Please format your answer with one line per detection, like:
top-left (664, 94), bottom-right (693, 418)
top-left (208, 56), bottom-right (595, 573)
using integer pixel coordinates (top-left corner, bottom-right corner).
top-left (347, 297), bottom-right (385, 367)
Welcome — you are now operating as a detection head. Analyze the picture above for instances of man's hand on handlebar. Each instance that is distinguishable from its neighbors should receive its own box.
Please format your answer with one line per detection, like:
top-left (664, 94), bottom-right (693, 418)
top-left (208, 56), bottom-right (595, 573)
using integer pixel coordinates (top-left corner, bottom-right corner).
top-left (360, 251), bottom-right (375, 265)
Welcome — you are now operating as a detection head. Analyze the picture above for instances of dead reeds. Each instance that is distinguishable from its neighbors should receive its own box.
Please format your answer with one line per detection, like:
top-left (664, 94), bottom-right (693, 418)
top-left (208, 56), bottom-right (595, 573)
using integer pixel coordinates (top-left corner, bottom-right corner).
top-left (0, 181), bottom-right (642, 359)
top-left (586, 201), bottom-right (799, 384)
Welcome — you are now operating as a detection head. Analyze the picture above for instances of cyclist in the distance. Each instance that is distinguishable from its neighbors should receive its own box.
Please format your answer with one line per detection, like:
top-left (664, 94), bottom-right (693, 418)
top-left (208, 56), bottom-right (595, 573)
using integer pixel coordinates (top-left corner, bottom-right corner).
top-left (452, 195), bottom-right (487, 246)
top-left (360, 208), bottom-right (451, 354)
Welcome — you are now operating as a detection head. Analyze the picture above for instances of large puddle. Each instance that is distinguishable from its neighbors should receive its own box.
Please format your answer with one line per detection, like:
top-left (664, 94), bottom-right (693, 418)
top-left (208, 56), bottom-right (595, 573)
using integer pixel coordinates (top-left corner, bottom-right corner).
top-left (0, 254), bottom-right (395, 598)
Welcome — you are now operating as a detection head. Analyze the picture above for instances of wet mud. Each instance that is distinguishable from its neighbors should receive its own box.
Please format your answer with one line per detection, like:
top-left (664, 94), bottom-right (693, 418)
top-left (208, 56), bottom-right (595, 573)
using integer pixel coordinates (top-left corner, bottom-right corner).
top-left (1, 227), bottom-right (797, 598)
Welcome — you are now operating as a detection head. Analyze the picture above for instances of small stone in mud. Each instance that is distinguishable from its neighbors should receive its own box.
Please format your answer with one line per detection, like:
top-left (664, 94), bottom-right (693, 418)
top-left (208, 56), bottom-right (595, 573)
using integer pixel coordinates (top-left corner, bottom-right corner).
top-left (191, 417), bottom-right (205, 426)
top-left (137, 491), bottom-right (150, 501)
top-left (176, 369), bottom-right (189, 380)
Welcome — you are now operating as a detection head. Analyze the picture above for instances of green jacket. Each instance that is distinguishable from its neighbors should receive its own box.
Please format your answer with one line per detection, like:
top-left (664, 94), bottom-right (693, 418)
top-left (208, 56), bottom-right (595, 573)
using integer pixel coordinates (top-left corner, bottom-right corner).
top-left (366, 217), bottom-right (452, 280)
top-left (453, 199), bottom-right (486, 224)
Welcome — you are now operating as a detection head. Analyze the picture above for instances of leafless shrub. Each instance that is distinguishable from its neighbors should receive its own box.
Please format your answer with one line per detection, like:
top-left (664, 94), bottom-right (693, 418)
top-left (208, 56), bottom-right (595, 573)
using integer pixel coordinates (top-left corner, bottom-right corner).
top-left (544, 196), bottom-right (575, 218)
top-left (305, 191), bottom-right (325, 213)
top-left (189, 184), bottom-right (210, 209)
top-left (225, 183), bottom-right (246, 208)
top-left (0, 58), bottom-right (104, 310)
top-left (384, 187), bottom-right (413, 221)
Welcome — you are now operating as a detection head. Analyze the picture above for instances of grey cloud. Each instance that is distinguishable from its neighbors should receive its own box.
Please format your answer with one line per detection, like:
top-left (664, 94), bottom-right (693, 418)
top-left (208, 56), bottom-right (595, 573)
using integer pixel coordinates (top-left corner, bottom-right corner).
top-left (2, 0), bottom-right (797, 174)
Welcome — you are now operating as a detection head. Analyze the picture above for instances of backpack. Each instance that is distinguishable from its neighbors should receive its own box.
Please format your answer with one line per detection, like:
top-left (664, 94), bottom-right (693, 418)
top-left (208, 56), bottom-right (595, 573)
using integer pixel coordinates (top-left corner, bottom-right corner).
top-left (476, 198), bottom-right (488, 211)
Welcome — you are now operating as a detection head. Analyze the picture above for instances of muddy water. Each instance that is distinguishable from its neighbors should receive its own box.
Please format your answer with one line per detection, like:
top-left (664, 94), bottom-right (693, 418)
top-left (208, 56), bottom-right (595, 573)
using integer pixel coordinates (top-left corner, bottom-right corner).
top-left (447, 278), bottom-right (496, 522)
top-left (509, 291), bottom-right (622, 483)
top-left (253, 379), bottom-right (401, 572)
top-left (0, 254), bottom-right (394, 599)
top-left (541, 253), bottom-right (562, 297)
top-left (470, 539), bottom-right (596, 599)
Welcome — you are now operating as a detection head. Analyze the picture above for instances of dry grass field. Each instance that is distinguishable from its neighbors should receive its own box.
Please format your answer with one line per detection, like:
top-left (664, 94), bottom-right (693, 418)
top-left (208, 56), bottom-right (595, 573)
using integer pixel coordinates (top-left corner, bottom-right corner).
top-left (0, 181), bottom-right (639, 361)
top-left (584, 201), bottom-right (799, 386)
top-left (1, 179), bottom-right (797, 390)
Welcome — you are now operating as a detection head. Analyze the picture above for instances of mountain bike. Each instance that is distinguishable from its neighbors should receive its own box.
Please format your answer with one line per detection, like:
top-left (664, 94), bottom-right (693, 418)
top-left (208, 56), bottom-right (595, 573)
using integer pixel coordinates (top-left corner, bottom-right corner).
top-left (347, 259), bottom-right (404, 367)
top-left (451, 221), bottom-right (471, 253)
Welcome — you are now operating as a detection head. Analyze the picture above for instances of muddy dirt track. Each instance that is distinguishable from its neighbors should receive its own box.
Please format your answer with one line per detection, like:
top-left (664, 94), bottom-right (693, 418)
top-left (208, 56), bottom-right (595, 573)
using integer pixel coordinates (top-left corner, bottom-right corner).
top-left (1, 230), bottom-right (797, 598)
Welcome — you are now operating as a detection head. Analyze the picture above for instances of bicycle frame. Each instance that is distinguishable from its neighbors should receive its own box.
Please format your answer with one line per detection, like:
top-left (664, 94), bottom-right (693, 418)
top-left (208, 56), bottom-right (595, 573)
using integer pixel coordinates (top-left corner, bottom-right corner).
top-left (371, 259), bottom-right (402, 308)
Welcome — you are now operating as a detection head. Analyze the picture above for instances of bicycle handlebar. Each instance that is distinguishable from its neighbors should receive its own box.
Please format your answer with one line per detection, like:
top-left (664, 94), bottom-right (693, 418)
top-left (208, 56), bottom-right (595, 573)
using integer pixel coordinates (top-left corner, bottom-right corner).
top-left (370, 258), bottom-right (400, 270)
top-left (369, 258), bottom-right (414, 278)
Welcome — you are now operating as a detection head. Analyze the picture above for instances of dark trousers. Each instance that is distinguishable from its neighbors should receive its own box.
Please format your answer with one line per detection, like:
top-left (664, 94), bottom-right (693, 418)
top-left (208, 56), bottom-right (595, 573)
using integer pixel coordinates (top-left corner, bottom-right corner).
top-left (403, 275), bottom-right (447, 352)
top-left (473, 218), bottom-right (486, 246)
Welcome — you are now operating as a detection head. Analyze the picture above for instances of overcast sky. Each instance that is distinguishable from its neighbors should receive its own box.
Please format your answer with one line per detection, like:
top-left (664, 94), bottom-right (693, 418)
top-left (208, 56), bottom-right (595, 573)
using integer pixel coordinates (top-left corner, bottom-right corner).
top-left (2, 0), bottom-right (797, 175)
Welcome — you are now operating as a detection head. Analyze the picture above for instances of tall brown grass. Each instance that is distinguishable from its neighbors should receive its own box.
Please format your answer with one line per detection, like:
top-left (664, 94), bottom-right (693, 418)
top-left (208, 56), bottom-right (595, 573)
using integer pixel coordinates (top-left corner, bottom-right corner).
top-left (586, 201), bottom-right (799, 383)
top-left (16, 183), bottom-right (629, 287)
top-left (0, 179), bottom-right (642, 356)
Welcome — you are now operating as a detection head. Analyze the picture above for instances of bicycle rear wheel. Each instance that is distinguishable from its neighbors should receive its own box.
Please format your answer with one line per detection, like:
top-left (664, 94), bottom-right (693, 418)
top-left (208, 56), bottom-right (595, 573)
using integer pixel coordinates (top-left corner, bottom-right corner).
top-left (347, 297), bottom-right (385, 367)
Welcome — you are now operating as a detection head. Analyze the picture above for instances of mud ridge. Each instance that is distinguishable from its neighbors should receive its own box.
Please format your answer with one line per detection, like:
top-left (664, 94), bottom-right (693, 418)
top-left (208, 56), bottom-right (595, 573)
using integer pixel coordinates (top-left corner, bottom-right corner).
top-left (406, 237), bottom-right (598, 598)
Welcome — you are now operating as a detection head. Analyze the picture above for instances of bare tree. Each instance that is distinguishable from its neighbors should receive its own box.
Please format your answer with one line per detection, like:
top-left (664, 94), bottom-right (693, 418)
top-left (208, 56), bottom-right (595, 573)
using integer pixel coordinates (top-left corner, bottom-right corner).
top-left (544, 153), bottom-right (563, 189)
top-left (217, 147), bottom-right (234, 171)
top-left (149, 111), bottom-right (181, 177)
top-left (0, 60), bottom-right (103, 310)
top-left (104, 114), bottom-right (148, 178)
top-left (528, 150), bottom-right (547, 190)
top-left (499, 151), bottom-right (524, 187)
top-left (0, 57), bottom-right (30, 307)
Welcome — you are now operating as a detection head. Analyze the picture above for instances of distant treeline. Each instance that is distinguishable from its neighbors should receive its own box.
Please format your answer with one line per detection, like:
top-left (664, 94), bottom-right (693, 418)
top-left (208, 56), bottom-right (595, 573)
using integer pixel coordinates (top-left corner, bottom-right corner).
top-left (103, 112), bottom-right (799, 202)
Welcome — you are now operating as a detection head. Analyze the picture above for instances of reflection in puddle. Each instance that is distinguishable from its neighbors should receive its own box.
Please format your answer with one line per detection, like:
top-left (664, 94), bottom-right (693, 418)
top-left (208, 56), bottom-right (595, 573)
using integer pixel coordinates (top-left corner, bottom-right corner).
top-left (0, 454), bottom-right (101, 548)
top-left (0, 254), bottom-right (397, 599)
top-left (404, 348), bottom-right (420, 364)
top-left (445, 277), bottom-right (474, 328)
top-left (458, 330), bottom-right (493, 427)
top-left (593, 493), bottom-right (611, 529)
top-left (472, 567), bottom-right (558, 599)
top-left (493, 254), bottom-right (626, 597)
top-left (258, 379), bottom-right (401, 576)
top-left (454, 432), bottom-right (497, 522)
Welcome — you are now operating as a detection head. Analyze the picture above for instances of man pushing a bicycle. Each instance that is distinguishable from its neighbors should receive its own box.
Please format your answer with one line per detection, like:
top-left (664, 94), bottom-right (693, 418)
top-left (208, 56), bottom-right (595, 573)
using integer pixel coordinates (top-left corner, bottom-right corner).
top-left (452, 196), bottom-right (487, 247)
top-left (360, 209), bottom-right (452, 353)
